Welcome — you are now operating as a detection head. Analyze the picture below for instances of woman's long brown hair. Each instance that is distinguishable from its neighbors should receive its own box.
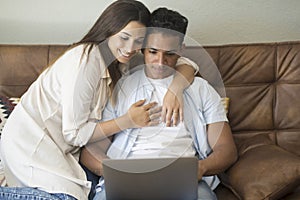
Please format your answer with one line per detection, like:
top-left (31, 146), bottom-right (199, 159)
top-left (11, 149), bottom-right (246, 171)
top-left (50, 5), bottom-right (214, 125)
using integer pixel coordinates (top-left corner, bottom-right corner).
top-left (76, 0), bottom-right (150, 90)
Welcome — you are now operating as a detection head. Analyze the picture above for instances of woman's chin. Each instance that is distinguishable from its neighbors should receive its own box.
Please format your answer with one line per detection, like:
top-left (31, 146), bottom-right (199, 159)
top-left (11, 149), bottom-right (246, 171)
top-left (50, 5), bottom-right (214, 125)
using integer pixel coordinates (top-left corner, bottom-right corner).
top-left (116, 55), bottom-right (133, 63)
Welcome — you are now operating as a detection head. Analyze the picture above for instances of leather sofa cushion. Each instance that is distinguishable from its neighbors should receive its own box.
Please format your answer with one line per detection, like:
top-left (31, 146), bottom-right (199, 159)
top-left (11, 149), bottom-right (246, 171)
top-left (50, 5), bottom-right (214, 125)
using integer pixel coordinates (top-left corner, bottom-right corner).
top-left (227, 135), bottom-right (300, 200)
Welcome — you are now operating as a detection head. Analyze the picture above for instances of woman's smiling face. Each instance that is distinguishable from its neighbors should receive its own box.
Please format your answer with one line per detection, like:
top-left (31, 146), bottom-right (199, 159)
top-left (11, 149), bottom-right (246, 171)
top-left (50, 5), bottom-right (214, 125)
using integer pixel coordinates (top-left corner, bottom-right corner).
top-left (108, 21), bottom-right (146, 63)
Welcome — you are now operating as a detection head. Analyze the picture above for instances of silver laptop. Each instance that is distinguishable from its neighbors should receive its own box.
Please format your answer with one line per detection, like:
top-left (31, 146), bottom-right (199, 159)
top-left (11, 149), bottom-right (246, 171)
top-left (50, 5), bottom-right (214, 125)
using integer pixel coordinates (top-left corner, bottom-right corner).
top-left (102, 157), bottom-right (198, 200)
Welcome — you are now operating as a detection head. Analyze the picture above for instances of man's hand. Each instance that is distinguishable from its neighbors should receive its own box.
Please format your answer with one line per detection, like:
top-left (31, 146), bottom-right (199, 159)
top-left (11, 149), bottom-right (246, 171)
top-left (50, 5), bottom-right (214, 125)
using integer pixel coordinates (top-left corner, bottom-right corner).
top-left (197, 160), bottom-right (206, 180)
top-left (80, 138), bottom-right (112, 176)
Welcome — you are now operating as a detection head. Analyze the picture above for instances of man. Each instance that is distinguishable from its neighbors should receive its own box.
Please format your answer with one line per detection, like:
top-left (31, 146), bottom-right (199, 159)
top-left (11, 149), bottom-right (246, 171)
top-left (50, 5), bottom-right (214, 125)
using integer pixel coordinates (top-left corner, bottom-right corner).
top-left (84, 7), bottom-right (237, 200)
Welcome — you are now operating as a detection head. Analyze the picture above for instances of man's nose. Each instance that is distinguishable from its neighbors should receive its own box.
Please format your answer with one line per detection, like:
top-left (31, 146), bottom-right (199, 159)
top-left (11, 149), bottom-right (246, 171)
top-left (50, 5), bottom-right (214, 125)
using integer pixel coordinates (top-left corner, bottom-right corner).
top-left (157, 53), bottom-right (167, 66)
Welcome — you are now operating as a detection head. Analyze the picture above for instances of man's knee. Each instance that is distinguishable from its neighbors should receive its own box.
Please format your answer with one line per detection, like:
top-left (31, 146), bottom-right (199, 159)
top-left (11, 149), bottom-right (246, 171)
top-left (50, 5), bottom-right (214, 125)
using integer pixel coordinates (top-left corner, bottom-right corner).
top-left (197, 180), bottom-right (217, 200)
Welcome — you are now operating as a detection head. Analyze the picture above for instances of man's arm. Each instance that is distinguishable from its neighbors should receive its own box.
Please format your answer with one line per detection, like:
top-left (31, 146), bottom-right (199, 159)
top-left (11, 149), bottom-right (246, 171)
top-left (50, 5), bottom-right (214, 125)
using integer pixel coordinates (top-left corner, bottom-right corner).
top-left (197, 122), bottom-right (238, 180)
top-left (80, 138), bottom-right (111, 176)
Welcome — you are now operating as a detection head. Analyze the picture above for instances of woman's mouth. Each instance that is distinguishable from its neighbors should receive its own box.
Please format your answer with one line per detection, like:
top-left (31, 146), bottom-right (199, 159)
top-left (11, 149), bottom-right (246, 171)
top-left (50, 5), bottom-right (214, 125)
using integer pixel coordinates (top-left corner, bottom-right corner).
top-left (118, 49), bottom-right (132, 58)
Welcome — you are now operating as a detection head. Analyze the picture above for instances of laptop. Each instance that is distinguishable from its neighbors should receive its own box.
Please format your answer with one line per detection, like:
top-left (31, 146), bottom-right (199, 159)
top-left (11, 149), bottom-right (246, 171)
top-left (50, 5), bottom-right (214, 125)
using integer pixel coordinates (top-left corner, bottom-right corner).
top-left (102, 157), bottom-right (198, 200)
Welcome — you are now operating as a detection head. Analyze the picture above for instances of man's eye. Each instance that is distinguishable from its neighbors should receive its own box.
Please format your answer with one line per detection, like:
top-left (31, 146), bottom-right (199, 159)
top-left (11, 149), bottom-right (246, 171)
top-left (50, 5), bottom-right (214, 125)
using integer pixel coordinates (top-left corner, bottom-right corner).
top-left (166, 52), bottom-right (176, 56)
top-left (148, 49), bottom-right (157, 54)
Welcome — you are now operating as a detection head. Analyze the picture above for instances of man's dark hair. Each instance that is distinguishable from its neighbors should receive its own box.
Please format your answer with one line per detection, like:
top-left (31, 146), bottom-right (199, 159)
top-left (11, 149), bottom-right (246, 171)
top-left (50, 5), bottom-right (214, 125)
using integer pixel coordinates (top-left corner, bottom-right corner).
top-left (145, 7), bottom-right (188, 46)
top-left (149, 7), bottom-right (188, 35)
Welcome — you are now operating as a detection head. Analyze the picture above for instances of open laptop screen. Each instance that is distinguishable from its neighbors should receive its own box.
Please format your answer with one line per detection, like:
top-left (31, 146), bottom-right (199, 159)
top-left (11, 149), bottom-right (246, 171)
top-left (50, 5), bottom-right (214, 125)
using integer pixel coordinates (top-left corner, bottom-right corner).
top-left (102, 157), bottom-right (198, 200)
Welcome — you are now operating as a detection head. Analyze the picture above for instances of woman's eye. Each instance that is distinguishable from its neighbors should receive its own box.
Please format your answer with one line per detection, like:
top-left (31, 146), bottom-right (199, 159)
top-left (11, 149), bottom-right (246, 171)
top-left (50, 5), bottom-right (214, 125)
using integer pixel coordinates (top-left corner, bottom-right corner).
top-left (120, 36), bottom-right (129, 41)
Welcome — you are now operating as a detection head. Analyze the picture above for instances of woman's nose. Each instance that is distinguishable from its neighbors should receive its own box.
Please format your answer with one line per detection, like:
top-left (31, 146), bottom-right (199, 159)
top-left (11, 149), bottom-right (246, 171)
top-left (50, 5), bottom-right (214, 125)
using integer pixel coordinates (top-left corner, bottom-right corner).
top-left (124, 41), bottom-right (137, 54)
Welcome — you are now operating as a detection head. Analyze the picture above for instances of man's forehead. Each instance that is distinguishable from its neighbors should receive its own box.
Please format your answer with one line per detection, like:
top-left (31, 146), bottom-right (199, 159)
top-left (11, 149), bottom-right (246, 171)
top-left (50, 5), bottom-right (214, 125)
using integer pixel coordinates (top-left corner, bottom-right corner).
top-left (145, 32), bottom-right (181, 51)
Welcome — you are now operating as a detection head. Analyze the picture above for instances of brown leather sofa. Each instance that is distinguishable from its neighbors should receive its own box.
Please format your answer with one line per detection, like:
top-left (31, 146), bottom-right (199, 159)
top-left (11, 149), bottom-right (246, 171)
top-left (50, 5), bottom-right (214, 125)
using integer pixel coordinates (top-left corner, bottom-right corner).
top-left (0, 41), bottom-right (299, 199)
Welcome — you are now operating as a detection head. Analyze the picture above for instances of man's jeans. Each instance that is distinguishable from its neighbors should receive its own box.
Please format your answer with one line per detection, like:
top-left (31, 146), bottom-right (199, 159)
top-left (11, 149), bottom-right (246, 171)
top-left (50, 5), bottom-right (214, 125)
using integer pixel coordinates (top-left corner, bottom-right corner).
top-left (0, 187), bottom-right (76, 200)
top-left (93, 180), bottom-right (217, 200)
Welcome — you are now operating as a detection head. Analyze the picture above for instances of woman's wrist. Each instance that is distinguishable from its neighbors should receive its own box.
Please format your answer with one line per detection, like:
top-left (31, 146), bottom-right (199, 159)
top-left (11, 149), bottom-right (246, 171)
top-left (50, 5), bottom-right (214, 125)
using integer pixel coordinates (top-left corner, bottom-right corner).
top-left (115, 113), bottom-right (133, 131)
top-left (171, 72), bottom-right (191, 92)
top-left (168, 83), bottom-right (184, 95)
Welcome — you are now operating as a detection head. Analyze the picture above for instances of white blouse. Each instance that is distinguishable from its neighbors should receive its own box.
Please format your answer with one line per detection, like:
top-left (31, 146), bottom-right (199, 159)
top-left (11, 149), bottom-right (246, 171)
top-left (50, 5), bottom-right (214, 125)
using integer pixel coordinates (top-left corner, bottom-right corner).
top-left (1, 44), bottom-right (108, 200)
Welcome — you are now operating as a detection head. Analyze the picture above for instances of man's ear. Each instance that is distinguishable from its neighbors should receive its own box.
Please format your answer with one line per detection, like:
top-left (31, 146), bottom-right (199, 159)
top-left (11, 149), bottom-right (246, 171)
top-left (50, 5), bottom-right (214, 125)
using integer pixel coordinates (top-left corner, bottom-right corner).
top-left (181, 43), bottom-right (186, 50)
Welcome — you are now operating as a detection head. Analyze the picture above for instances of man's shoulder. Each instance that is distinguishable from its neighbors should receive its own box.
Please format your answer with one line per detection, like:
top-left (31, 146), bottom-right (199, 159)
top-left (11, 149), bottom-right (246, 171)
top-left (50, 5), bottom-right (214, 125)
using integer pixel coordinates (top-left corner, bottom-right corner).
top-left (190, 77), bottom-right (209, 88)
top-left (187, 77), bottom-right (217, 98)
top-left (124, 69), bottom-right (144, 82)
top-left (118, 69), bottom-right (144, 91)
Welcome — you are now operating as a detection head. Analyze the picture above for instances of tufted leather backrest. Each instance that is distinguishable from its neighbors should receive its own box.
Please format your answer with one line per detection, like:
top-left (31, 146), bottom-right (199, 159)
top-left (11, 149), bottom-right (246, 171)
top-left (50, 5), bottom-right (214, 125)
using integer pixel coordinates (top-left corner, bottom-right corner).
top-left (0, 45), bottom-right (68, 97)
top-left (183, 42), bottom-right (300, 156)
top-left (0, 42), bottom-right (299, 156)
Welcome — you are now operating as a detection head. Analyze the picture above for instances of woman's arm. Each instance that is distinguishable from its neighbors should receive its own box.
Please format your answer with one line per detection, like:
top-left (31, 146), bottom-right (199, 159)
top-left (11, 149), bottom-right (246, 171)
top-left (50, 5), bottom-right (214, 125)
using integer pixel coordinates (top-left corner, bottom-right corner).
top-left (88, 99), bottom-right (159, 143)
top-left (80, 101), bottom-right (148, 176)
top-left (163, 57), bottom-right (199, 126)
top-left (81, 99), bottom-right (162, 175)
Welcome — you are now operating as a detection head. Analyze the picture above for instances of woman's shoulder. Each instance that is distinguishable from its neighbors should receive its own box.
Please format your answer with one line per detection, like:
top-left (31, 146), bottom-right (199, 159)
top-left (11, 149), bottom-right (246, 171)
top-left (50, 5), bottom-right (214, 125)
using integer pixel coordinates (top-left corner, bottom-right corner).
top-left (66, 44), bottom-right (99, 56)
top-left (55, 44), bottom-right (88, 62)
top-left (64, 44), bottom-right (103, 67)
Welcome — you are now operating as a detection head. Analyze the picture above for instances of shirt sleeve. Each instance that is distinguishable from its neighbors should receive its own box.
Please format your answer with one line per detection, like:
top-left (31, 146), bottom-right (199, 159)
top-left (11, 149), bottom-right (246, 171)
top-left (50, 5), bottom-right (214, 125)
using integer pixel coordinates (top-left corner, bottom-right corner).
top-left (60, 45), bottom-right (103, 147)
top-left (100, 100), bottom-right (116, 122)
top-left (176, 57), bottom-right (200, 75)
top-left (200, 80), bottom-right (228, 124)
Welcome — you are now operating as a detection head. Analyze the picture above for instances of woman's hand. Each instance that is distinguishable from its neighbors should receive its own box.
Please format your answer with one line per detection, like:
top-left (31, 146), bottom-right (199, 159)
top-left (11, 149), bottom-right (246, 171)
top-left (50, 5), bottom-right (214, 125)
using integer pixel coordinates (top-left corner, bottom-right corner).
top-left (162, 63), bottom-right (195, 127)
top-left (125, 99), bottom-right (162, 128)
top-left (162, 89), bottom-right (184, 127)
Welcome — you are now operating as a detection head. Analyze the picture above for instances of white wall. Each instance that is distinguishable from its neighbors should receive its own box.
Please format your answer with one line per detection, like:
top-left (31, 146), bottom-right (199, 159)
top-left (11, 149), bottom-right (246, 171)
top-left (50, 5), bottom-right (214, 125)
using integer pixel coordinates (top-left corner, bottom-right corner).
top-left (1, 0), bottom-right (299, 45)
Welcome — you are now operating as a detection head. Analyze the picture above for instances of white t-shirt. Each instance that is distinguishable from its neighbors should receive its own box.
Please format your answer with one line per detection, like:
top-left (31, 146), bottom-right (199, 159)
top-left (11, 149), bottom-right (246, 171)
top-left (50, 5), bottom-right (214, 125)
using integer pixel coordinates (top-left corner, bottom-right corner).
top-left (128, 75), bottom-right (196, 158)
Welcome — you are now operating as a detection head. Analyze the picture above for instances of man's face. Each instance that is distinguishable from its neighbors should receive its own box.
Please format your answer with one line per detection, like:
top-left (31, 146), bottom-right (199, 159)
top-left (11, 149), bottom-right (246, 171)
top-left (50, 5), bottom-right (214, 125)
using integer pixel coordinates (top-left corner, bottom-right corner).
top-left (144, 32), bottom-right (181, 79)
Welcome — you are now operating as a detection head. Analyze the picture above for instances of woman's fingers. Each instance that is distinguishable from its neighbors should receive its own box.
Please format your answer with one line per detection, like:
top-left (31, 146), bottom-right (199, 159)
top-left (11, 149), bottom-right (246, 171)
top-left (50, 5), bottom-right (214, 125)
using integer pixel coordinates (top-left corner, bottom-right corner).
top-left (143, 101), bottom-right (158, 110)
top-left (172, 111), bottom-right (180, 126)
top-left (149, 112), bottom-right (161, 121)
top-left (148, 119), bottom-right (161, 126)
top-left (165, 109), bottom-right (173, 127)
top-left (149, 106), bottom-right (162, 115)
top-left (132, 99), bottom-right (146, 106)
top-left (127, 100), bottom-right (160, 128)
top-left (129, 99), bottom-right (186, 127)
top-left (161, 108), bottom-right (182, 127)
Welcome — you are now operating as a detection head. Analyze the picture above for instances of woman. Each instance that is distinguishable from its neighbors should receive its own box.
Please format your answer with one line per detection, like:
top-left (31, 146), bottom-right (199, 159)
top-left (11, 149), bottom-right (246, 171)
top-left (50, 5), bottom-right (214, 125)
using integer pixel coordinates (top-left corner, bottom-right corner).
top-left (0, 0), bottom-right (197, 200)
